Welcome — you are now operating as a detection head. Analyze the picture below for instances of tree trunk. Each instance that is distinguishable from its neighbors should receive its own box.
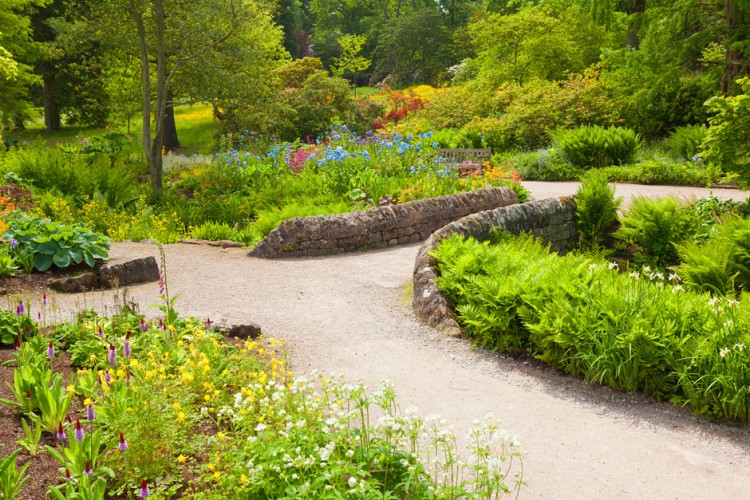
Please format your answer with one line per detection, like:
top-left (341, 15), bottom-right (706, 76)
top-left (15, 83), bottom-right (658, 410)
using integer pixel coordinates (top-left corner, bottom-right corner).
top-left (43, 76), bottom-right (61, 131)
top-left (162, 90), bottom-right (180, 152)
top-left (627, 0), bottom-right (646, 50)
top-left (721, 0), bottom-right (743, 94)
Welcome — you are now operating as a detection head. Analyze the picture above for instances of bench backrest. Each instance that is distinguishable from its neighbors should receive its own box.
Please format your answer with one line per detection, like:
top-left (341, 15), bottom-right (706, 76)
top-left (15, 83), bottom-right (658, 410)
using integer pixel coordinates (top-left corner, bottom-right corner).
top-left (436, 148), bottom-right (492, 164)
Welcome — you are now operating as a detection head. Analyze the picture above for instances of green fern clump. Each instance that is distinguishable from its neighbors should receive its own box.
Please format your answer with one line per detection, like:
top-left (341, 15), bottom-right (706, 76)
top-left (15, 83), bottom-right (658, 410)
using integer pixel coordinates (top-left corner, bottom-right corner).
top-left (614, 196), bottom-right (702, 266)
top-left (575, 170), bottom-right (622, 249)
top-left (668, 124), bottom-right (708, 160)
top-left (676, 216), bottom-right (750, 294)
top-left (191, 221), bottom-right (234, 241)
top-left (554, 125), bottom-right (641, 169)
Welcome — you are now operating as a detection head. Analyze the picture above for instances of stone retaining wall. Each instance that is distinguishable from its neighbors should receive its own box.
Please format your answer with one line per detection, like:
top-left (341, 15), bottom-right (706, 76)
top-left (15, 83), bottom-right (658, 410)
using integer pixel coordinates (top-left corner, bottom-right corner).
top-left (412, 196), bottom-right (577, 337)
top-left (248, 187), bottom-right (519, 258)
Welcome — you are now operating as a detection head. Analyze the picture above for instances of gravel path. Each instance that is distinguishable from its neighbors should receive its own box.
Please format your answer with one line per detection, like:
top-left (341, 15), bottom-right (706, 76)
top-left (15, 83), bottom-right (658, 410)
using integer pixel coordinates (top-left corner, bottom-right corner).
top-left (47, 183), bottom-right (750, 499)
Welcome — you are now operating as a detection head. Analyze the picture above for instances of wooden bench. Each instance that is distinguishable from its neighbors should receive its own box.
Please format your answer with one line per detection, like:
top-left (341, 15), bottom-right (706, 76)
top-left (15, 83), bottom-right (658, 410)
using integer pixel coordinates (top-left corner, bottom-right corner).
top-left (436, 148), bottom-right (492, 176)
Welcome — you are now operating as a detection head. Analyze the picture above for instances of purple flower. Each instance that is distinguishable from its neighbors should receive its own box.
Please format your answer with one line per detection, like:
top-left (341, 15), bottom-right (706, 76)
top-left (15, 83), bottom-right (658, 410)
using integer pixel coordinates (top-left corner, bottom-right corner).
top-left (108, 344), bottom-right (116, 367)
top-left (123, 332), bottom-right (131, 358)
top-left (104, 370), bottom-right (111, 384)
top-left (139, 318), bottom-right (147, 331)
top-left (86, 404), bottom-right (96, 421)
top-left (42, 293), bottom-right (48, 306)
top-left (47, 342), bottom-right (55, 360)
top-left (118, 432), bottom-right (128, 451)
top-left (205, 318), bottom-right (213, 330)
top-left (84, 460), bottom-right (92, 476)
top-left (140, 479), bottom-right (150, 499)
top-left (65, 468), bottom-right (72, 481)
top-left (56, 421), bottom-right (66, 442)
top-left (9, 238), bottom-right (17, 250)
top-left (158, 274), bottom-right (165, 295)
top-left (74, 420), bottom-right (84, 442)
top-left (97, 325), bottom-right (103, 337)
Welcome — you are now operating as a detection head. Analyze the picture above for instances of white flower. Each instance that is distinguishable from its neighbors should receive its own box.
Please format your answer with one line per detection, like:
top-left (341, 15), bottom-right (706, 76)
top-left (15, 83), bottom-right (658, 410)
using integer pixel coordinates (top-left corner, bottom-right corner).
top-left (629, 272), bottom-right (640, 281)
top-left (254, 423), bottom-right (267, 432)
top-left (728, 299), bottom-right (739, 307)
top-left (719, 347), bottom-right (730, 358)
top-left (708, 297), bottom-right (720, 307)
top-left (671, 285), bottom-right (684, 293)
top-left (608, 262), bottom-right (619, 270)
top-left (348, 477), bottom-right (357, 487)
top-left (588, 263), bottom-right (597, 270)
top-left (734, 343), bottom-right (746, 351)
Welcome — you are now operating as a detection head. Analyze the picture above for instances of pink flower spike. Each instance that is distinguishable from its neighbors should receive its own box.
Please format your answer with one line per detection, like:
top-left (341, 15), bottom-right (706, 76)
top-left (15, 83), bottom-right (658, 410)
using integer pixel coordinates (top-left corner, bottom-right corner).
top-left (84, 460), bottom-right (92, 476)
top-left (56, 421), bottom-right (65, 442)
top-left (123, 332), bottom-right (131, 358)
top-left (139, 318), bottom-right (147, 331)
top-left (42, 293), bottom-right (48, 306)
top-left (47, 342), bottom-right (54, 360)
top-left (65, 468), bottom-right (72, 481)
top-left (87, 404), bottom-right (96, 421)
top-left (74, 420), bottom-right (84, 442)
top-left (104, 370), bottom-right (111, 384)
top-left (140, 478), bottom-right (150, 498)
top-left (108, 344), bottom-right (116, 367)
top-left (118, 432), bottom-right (128, 451)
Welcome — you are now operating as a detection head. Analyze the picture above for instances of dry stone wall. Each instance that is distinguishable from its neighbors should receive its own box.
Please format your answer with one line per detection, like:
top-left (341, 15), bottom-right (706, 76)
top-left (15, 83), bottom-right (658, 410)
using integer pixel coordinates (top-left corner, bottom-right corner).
top-left (248, 187), bottom-right (519, 258)
top-left (413, 196), bottom-right (578, 337)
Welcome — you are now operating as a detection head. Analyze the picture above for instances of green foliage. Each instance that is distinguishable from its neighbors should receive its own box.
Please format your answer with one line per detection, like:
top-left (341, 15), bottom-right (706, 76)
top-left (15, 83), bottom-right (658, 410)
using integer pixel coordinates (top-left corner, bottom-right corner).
top-left (506, 149), bottom-right (582, 181)
top-left (35, 372), bottom-right (74, 433)
top-left (0, 309), bottom-right (37, 346)
top-left (614, 197), bottom-right (702, 267)
top-left (0, 449), bottom-right (30, 499)
top-left (3, 215), bottom-right (110, 271)
top-left (576, 170), bottom-right (622, 249)
top-left (554, 125), bottom-right (640, 169)
top-left (17, 416), bottom-right (43, 455)
top-left (598, 160), bottom-right (718, 187)
top-left (676, 217), bottom-right (750, 294)
top-left (669, 125), bottom-right (708, 161)
top-left (702, 77), bottom-right (750, 183)
top-left (0, 247), bottom-right (19, 277)
top-left (432, 234), bottom-right (750, 421)
top-left (191, 222), bottom-right (234, 241)
top-left (332, 34), bottom-right (371, 85)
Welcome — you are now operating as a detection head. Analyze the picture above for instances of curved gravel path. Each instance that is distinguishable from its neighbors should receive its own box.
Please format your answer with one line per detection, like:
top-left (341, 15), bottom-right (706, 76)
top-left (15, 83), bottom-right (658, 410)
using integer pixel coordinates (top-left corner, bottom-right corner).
top-left (47, 183), bottom-right (749, 499)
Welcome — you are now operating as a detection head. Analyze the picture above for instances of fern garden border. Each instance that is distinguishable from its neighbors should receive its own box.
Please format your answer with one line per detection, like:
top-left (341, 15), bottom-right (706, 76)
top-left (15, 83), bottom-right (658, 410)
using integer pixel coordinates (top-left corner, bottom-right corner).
top-left (412, 196), bottom-right (577, 336)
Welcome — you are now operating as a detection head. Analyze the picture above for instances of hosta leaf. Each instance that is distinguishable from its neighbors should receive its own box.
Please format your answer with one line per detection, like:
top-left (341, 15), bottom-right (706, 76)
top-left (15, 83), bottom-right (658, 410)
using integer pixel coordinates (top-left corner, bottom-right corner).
top-left (53, 251), bottom-right (71, 268)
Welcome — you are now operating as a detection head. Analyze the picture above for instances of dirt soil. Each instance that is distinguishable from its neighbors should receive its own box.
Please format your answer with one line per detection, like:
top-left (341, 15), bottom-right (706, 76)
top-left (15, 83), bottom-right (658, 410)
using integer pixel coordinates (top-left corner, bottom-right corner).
top-left (2, 183), bottom-right (750, 499)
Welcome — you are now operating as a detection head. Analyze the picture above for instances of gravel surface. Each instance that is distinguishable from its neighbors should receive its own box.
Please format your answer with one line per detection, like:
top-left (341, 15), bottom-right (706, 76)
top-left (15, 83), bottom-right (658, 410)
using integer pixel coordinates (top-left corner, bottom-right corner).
top-left (44, 183), bottom-right (750, 499)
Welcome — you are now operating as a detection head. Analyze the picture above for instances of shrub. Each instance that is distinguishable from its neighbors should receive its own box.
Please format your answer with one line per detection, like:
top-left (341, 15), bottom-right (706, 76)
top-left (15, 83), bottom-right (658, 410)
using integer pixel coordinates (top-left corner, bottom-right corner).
top-left (507, 149), bottom-right (581, 181)
top-left (598, 160), bottom-right (718, 187)
top-left (669, 125), bottom-right (708, 161)
top-left (614, 196), bottom-right (702, 267)
top-left (576, 170), bottom-right (622, 249)
top-left (554, 125), bottom-right (640, 169)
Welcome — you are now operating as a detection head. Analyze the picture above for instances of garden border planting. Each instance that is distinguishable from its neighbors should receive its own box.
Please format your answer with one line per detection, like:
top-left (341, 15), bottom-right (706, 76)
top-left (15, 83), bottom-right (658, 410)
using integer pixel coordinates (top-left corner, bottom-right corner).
top-left (248, 187), bottom-right (519, 258)
top-left (412, 196), bottom-right (577, 336)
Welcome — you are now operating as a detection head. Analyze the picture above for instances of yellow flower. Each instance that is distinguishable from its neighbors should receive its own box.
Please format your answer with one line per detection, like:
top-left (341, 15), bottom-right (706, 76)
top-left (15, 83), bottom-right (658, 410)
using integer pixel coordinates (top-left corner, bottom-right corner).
top-left (216, 432), bottom-right (225, 440)
top-left (66, 385), bottom-right (76, 395)
top-left (130, 359), bottom-right (139, 368)
top-left (204, 394), bottom-right (211, 402)
top-left (177, 454), bottom-right (187, 463)
top-left (177, 411), bottom-right (185, 424)
top-left (240, 474), bottom-right (248, 485)
top-left (177, 340), bottom-right (184, 347)
top-left (83, 398), bottom-right (93, 407)
top-left (213, 471), bottom-right (221, 482)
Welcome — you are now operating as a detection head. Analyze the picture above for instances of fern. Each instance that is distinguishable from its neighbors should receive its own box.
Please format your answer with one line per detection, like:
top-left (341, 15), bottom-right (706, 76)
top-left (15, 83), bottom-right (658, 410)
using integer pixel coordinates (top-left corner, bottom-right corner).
top-left (575, 170), bottom-right (622, 249)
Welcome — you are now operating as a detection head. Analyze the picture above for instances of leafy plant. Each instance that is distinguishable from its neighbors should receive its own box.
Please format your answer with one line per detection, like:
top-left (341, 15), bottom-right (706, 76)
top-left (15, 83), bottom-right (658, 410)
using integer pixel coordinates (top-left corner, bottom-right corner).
top-left (3, 214), bottom-right (110, 271)
top-left (191, 221), bottom-right (233, 241)
top-left (0, 248), bottom-right (19, 278)
top-left (35, 372), bottom-right (74, 433)
top-left (0, 309), bottom-right (37, 345)
top-left (554, 125), bottom-right (640, 169)
top-left (575, 170), bottom-right (622, 249)
top-left (614, 196), bottom-right (702, 267)
top-left (0, 362), bottom-right (53, 414)
top-left (47, 475), bottom-right (108, 500)
top-left (17, 415), bottom-right (44, 455)
top-left (669, 124), bottom-right (708, 160)
top-left (46, 428), bottom-right (114, 480)
top-left (0, 449), bottom-right (30, 499)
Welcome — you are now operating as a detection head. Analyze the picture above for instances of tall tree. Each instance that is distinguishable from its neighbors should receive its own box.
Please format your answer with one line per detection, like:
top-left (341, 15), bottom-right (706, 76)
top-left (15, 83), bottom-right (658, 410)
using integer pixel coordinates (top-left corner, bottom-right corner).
top-left (91, 0), bottom-right (285, 196)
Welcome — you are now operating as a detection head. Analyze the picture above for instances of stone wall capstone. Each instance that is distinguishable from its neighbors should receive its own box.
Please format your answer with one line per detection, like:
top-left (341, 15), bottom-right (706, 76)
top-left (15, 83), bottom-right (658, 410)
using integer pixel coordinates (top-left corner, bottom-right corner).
top-left (248, 187), bottom-right (519, 258)
top-left (412, 196), bottom-right (577, 337)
